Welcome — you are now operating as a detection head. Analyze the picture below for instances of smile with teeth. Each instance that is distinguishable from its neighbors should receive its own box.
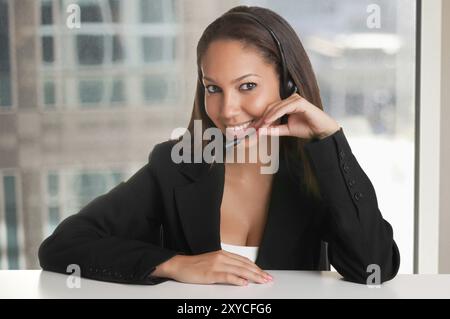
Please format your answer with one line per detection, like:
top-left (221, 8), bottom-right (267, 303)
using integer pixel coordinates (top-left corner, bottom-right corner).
top-left (225, 120), bottom-right (257, 140)
top-left (226, 120), bottom-right (254, 132)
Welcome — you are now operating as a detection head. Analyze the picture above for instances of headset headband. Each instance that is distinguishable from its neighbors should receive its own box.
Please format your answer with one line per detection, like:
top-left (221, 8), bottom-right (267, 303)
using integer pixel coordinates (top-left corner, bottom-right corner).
top-left (223, 11), bottom-right (291, 96)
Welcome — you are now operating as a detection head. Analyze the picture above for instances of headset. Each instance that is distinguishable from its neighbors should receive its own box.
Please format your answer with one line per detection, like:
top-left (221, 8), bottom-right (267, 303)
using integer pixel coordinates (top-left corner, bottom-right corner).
top-left (224, 11), bottom-right (298, 99)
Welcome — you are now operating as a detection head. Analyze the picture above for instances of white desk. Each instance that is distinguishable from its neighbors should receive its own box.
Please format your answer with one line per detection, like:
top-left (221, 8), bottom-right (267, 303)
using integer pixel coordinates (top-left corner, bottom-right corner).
top-left (1, 270), bottom-right (449, 299)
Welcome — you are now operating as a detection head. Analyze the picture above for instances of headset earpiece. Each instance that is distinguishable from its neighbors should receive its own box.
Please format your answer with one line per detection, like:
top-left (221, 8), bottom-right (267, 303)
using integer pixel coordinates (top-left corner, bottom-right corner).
top-left (287, 79), bottom-right (298, 95)
top-left (281, 78), bottom-right (298, 99)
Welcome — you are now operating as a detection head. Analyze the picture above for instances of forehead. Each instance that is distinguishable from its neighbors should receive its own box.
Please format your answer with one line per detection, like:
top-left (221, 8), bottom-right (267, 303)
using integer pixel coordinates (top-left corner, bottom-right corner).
top-left (201, 40), bottom-right (273, 76)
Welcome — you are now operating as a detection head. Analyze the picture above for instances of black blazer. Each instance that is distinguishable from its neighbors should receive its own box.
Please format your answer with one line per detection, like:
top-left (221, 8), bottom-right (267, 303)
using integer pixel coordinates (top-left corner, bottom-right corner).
top-left (38, 128), bottom-right (400, 285)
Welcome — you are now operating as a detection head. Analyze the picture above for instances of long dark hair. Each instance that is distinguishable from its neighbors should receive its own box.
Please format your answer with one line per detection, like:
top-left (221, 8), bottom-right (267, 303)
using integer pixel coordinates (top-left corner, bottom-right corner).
top-left (186, 5), bottom-right (322, 199)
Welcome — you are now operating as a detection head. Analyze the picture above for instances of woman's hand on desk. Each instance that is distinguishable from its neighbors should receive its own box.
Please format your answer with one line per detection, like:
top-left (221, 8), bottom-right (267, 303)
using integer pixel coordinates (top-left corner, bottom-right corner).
top-left (151, 250), bottom-right (273, 286)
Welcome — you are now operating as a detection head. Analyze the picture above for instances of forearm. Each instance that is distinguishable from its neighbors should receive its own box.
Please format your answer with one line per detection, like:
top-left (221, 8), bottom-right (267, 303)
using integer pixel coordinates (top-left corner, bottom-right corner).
top-left (150, 254), bottom-right (185, 279)
top-left (304, 128), bottom-right (400, 283)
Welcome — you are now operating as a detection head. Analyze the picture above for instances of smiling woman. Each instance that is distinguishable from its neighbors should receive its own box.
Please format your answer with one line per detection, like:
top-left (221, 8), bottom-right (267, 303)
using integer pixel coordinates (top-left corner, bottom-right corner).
top-left (201, 40), bottom-right (279, 148)
top-left (38, 5), bottom-right (400, 287)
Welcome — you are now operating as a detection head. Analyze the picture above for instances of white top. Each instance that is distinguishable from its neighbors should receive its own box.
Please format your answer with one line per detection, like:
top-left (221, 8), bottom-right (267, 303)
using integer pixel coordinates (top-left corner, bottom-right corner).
top-left (221, 242), bottom-right (259, 262)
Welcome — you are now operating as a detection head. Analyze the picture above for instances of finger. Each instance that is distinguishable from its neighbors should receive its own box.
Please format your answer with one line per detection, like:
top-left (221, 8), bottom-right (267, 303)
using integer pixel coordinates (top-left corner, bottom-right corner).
top-left (222, 250), bottom-right (270, 277)
top-left (221, 264), bottom-right (269, 284)
top-left (214, 272), bottom-right (248, 286)
top-left (254, 103), bottom-right (284, 129)
top-left (222, 259), bottom-right (270, 282)
top-left (260, 123), bottom-right (314, 139)
top-left (264, 103), bottom-right (306, 127)
top-left (266, 92), bottom-right (300, 116)
top-left (258, 125), bottom-right (290, 137)
top-left (219, 258), bottom-right (271, 283)
top-left (254, 95), bottom-right (298, 128)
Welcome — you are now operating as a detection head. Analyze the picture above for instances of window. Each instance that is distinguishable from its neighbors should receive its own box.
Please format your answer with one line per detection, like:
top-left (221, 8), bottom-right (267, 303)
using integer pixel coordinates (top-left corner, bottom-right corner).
top-left (43, 80), bottom-right (56, 106)
top-left (39, 0), bottom-right (181, 109)
top-left (245, 0), bottom-right (417, 273)
top-left (140, 0), bottom-right (177, 23)
top-left (0, 0), bottom-right (11, 108)
top-left (77, 35), bottom-right (105, 65)
top-left (42, 36), bottom-right (55, 63)
top-left (1, 173), bottom-right (23, 269)
top-left (43, 169), bottom-right (128, 237)
top-left (142, 73), bottom-right (180, 105)
top-left (0, 1), bottom-right (418, 273)
top-left (41, 0), bottom-right (53, 25)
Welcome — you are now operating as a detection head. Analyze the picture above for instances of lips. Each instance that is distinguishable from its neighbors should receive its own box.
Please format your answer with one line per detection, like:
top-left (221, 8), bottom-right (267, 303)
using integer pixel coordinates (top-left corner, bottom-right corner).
top-left (226, 120), bottom-right (253, 130)
top-left (224, 120), bottom-right (256, 139)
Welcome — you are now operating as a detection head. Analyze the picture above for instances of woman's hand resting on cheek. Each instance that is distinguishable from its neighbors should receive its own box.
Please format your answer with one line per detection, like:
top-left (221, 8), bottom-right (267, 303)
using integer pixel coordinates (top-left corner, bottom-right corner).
top-left (254, 92), bottom-right (341, 140)
top-left (151, 250), bottom-right (273, 286)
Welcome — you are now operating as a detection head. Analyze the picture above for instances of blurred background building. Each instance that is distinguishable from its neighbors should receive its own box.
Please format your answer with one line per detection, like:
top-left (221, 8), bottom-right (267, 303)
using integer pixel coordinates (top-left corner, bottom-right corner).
top-left (0, 0), bottom-right (417, 273)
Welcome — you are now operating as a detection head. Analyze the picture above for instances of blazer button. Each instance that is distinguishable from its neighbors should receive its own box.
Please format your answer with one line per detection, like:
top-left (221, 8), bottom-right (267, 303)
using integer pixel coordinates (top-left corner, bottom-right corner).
top-left (342, 163), bottom-right (350, 173)
top-left (348, 179), bottom-right (356, 187)
top-left (354, 192), bottom-right (363, 201)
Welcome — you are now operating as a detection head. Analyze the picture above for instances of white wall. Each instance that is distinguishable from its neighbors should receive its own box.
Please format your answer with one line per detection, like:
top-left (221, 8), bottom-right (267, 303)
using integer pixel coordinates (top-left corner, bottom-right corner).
top-left (438, 0), bottom-right (450, 274)
top-left (418, 0), bottom-right (450, 274)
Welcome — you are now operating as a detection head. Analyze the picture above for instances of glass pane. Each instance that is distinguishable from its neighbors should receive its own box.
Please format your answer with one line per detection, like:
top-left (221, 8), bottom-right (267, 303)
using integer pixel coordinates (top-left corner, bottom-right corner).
top-left (142, 75), bottom-right (168, 103)
top-left (78, 79), bottom-right (104, 105)
top-left (142, 37), bottom-right (164, 62)
top-left (77, 35), bottom-right (104, 65)
top-left (43, 80), bottom-right (56, 106)
top-left (141, 0), bottom-right (163, 23)
top-left (109, 0), bottom-right (121, 23)
top-left (41, 0), bottom-right (53, 25)
top-left (48, 206), bottom-right (60, 233)
top-left (42, 36), bottom-right (54, 63)
top-left (112, 35), bottom-right (124, 62)
top-left (0, 0), bottom-right (11, 108)
top-left (171, 36), bottom-right (177, 60)
top-left (80, 3), bottom-right (103, 23)
top-left (110, 78), bottom-right (125, 104)
top-left (47, 173), bottom-right (59, 197)
top-left (3, 175), bottom-right (19, 269)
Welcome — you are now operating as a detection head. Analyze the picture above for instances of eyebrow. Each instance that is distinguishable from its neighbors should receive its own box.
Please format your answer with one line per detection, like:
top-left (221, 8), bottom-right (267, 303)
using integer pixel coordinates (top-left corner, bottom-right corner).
top-left (202, 73), bottom-right (260, 84)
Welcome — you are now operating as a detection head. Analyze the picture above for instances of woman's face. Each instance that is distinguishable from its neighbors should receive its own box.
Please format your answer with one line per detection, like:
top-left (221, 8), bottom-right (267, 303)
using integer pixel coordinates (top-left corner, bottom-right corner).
top-left (201, 39), bottom-right (281, 147)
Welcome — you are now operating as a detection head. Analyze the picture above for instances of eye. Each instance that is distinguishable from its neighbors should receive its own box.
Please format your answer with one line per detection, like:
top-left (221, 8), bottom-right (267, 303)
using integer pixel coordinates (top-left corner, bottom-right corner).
top-left (240, 82), bottom-right (257, 91)
top-left (205, 85), bottom-right (221, 94)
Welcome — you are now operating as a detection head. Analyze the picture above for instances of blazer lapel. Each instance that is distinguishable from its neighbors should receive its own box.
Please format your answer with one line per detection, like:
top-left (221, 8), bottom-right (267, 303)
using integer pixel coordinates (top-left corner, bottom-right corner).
top-left (173, 153), bottom-right (312, 265)
top-left (255, 159), bottom-right (313, 268)
top-left (174, 161), bottom-right (224, 254)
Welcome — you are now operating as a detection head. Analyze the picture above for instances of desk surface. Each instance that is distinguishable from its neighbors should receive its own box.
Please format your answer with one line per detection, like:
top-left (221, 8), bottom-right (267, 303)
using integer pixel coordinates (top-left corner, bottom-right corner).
top-left (1, 270), bottom-right (450, 299)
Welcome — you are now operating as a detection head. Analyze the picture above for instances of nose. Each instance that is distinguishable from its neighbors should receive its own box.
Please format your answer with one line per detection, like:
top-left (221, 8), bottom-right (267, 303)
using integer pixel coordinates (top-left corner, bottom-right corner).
top-left (220, 91), bottom-right (241, 120)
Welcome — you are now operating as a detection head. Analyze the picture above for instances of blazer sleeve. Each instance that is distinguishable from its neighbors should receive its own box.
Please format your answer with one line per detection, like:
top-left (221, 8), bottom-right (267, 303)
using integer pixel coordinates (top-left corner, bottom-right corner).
top-left (304, 127), bottom-right (400, 284)
top-left (38, 143), bottom-right (178, 285)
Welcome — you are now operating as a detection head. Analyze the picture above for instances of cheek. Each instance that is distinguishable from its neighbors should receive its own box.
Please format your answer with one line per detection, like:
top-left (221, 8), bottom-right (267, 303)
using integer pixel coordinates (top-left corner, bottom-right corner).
top-left (204, 102), bottom-right (221, 126)
top-left (246, 95), bottom-right (279, 118)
